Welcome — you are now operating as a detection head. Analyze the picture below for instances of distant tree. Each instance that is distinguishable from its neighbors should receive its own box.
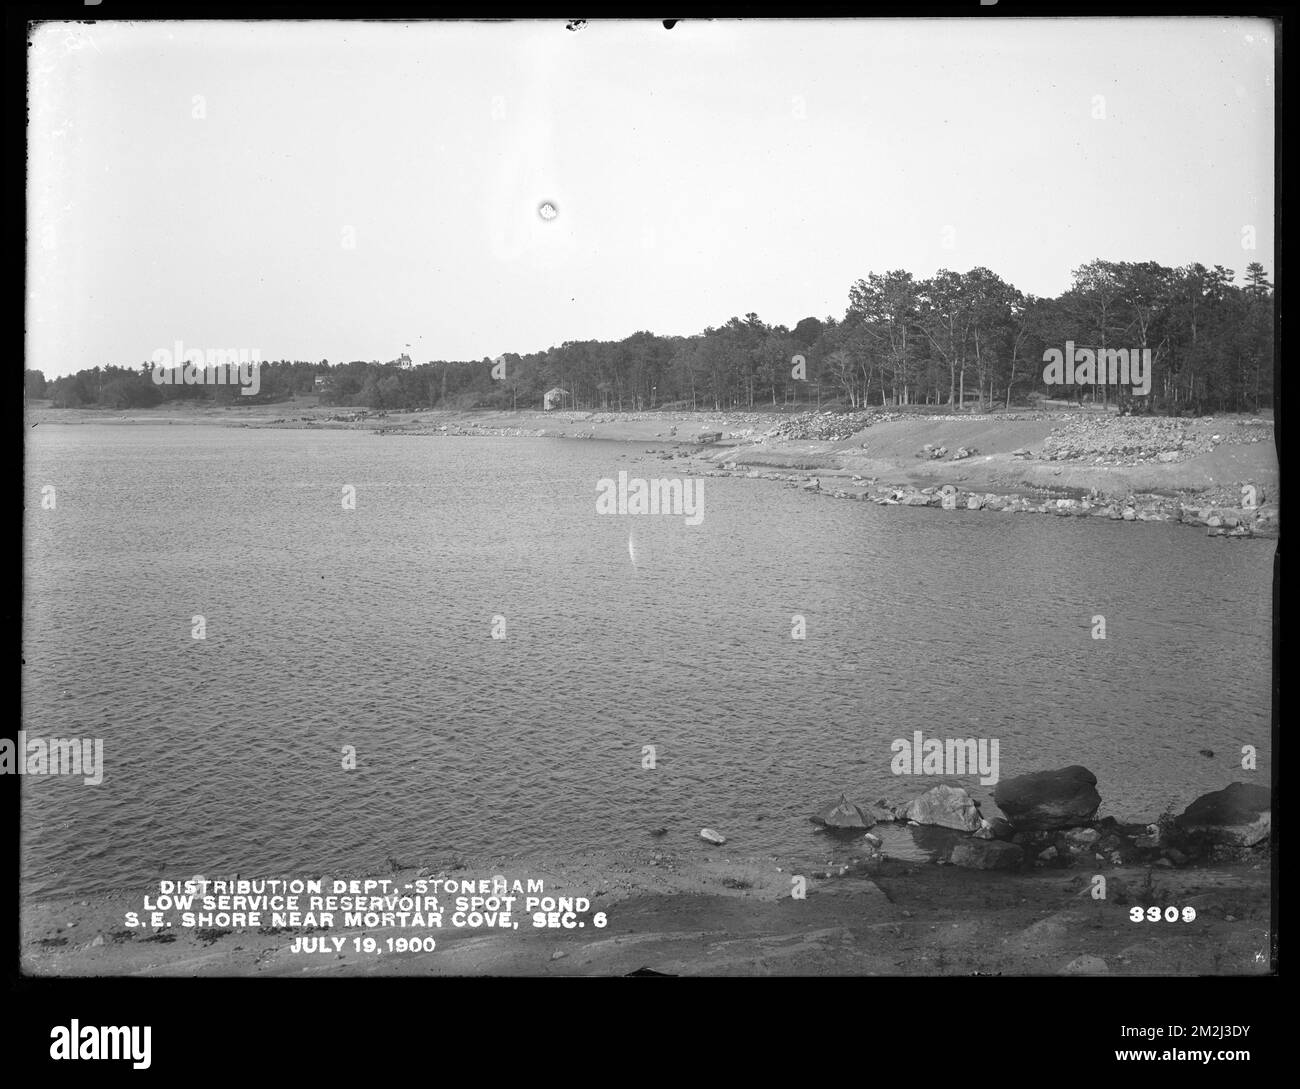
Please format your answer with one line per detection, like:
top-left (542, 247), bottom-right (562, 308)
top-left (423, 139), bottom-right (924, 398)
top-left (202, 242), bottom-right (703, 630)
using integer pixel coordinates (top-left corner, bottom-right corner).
top-left (100, 375), bottom-right (163, 409)
top-left (792, 316), bottom-right (824, 351)
top-left (1244, 261), bottom-right (1271, 298)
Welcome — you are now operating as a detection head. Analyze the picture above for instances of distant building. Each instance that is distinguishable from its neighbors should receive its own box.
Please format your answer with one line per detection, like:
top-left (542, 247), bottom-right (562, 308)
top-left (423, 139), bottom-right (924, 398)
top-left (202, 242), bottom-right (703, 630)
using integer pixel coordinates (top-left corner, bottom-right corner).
top-left (543, 387), bottom-right (569, 411)
top-left (314, 376), bottom-right (335, 393)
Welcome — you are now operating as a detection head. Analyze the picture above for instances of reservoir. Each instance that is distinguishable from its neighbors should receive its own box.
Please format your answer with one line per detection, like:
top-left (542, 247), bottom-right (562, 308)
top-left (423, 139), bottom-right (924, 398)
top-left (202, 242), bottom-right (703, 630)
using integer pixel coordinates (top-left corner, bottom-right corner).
top-left (21, 424), bottom-right (1273, 901)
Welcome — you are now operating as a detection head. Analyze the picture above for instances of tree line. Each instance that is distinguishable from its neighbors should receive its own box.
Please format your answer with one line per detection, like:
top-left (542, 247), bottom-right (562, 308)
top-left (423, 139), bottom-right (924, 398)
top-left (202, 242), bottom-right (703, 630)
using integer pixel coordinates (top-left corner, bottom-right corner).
top-left (26, 258), bottom-right (1273, 416)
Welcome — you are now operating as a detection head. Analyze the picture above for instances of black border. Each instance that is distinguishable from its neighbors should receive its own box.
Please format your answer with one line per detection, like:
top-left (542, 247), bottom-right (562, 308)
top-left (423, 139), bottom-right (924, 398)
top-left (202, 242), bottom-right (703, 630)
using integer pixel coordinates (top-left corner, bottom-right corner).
top-left (8, 5), bottom-right (1283, 1070)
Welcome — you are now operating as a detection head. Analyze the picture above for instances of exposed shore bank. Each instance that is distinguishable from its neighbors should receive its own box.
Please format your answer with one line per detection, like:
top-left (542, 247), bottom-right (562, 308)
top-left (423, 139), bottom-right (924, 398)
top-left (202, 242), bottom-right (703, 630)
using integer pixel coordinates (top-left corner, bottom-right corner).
top-left (21, 777), bottom-right (1272, 977)
top-left (29, 402), bottom-right (1277, 536)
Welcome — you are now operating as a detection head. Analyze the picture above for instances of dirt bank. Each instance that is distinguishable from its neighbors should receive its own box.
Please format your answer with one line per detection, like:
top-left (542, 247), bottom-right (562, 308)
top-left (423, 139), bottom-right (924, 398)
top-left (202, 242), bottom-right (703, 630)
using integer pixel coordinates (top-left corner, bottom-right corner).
top-left (21, 843), bottom-right (1270, 977)
top-left (32, 401), bottom-right (1272, 511)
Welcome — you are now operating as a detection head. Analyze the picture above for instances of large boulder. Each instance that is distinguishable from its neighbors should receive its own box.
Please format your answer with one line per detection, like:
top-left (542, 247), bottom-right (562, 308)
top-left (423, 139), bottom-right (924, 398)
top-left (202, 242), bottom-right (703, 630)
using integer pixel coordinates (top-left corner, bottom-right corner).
top-left (1175, 783), bottom-right (1270, 846)
top-left (994, 766), bottom-right (1101, 831)
top-left (949, 839), bottom-right (1024, 871)
top-left (904, 784), bottom-right (983, 831)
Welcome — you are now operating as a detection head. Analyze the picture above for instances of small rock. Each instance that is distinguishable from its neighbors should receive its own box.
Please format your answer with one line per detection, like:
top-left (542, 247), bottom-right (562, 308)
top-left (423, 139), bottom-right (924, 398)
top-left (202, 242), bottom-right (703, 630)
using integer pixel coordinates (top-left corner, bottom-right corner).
top-left (1063, 954), bottom-right (1109, 975)
top-left (949, 840), bottom-right (1024, 871)
top-left (1063, 827), bottom-right (1101, 850)
top-left (699, 828), bottom-right (726, 846)
top-left (1038, 846), bottom-right (1058, 861)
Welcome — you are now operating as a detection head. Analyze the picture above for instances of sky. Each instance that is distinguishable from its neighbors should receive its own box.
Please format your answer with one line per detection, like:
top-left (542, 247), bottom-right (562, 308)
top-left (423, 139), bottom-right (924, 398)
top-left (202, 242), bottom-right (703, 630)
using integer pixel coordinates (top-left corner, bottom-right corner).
top-left (27, 18), bottom-right (1275, 378)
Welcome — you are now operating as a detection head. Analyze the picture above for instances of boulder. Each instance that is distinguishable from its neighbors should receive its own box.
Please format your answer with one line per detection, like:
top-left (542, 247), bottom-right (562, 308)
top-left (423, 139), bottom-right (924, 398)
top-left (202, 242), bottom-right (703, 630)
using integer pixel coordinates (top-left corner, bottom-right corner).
top-left (994, 766), bottom-right (1101, 831)
top-left (904, 784), bottom-right (983, 831)
top-left (812, 793), bottom-right (875, 830)
top-left (1175, 783), bottom-right (1270, 846)
top-left (699, 828), bottom-right (726, 846)
top-left (949, 840), bottom-right (1024, 871)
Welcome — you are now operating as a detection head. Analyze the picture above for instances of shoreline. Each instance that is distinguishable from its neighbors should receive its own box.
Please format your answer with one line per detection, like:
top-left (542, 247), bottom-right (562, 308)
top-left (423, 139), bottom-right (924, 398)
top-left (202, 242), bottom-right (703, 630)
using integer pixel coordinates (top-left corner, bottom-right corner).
top-left (22, 835), bottom-right (1271, 977)
top-left (28, 402), bottom-right (1278, 537)
top-left (23, 404), bottom-right (1275, 973)
top-left (21, 776), bottom-right (1273, 977)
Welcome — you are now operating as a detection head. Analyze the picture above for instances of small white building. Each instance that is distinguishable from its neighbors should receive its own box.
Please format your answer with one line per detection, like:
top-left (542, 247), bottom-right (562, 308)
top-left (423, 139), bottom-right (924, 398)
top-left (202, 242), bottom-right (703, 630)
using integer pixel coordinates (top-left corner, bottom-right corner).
top-left (543, 387), bottom-right (569, 411)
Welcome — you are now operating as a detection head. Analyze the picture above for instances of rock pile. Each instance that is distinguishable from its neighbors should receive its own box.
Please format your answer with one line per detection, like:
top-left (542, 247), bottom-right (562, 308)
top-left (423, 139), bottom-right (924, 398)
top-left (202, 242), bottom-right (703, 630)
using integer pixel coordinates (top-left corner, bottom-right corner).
top-left (1039, 415), bottom-right (1273, 466)
top-left (821, 771), bottom-right (1270, 876)
top-left (761, 410), bottom-right (878, 443)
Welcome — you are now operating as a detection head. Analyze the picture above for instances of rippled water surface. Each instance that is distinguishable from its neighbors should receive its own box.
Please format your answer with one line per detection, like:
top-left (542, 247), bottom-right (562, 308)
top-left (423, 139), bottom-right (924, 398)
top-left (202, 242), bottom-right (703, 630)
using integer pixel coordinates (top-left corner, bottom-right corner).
top-left (22, 426), bottom-right (1274, 899)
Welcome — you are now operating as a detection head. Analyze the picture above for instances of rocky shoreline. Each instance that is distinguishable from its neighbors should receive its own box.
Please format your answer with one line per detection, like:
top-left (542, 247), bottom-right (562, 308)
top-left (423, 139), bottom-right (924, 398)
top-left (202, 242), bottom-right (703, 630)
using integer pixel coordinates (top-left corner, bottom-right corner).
top-left (367, 406), bottom-right (1279, 538)
top-left (683, 462), bottom-right (1279, 538)
top-left (812, 772), bottom-right (1272, 877)
top-left (21, 772), bottom-right (1272, 977)
top-left (31, 403), bottom-right (1278, 539)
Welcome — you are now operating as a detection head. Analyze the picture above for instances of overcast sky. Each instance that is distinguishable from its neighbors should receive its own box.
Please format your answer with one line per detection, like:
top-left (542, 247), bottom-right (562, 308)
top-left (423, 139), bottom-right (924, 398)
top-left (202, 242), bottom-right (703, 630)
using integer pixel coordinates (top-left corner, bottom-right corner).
top-left (27, 18), bottom-right (1275, 377)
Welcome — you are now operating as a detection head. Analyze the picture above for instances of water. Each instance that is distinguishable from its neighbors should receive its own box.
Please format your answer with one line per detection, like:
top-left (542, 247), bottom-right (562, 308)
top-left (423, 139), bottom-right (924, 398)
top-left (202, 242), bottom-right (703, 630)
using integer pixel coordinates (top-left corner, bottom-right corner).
top-left (21, 425), bottom-right (1273, 900)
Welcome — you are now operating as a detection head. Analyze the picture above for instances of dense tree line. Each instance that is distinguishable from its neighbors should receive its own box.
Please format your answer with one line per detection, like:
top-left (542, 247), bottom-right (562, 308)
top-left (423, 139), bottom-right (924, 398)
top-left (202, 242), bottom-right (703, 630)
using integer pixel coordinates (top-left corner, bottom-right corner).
top-left (26, 259), bottom-right (1273, 416)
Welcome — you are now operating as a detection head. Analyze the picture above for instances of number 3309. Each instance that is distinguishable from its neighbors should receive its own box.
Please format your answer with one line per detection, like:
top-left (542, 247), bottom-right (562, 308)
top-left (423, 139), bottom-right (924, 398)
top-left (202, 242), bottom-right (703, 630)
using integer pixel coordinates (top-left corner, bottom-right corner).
top-left (1130, 906), bottom-right (1196, 922)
